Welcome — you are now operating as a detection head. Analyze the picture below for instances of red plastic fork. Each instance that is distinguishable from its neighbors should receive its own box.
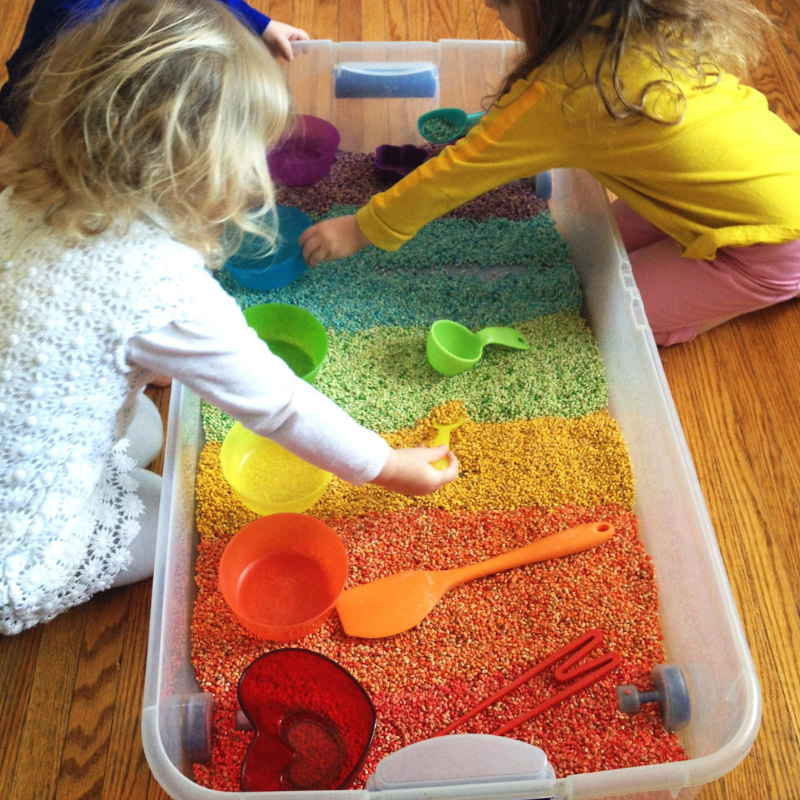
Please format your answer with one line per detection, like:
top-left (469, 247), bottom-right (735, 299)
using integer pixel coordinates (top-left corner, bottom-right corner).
top-left (435, 629), bottom-right (622, 737)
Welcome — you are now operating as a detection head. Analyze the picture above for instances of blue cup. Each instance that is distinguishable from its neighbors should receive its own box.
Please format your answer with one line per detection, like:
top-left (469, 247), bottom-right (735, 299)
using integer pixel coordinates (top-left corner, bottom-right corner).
top-left (226, 206), bottom-right (312, 291)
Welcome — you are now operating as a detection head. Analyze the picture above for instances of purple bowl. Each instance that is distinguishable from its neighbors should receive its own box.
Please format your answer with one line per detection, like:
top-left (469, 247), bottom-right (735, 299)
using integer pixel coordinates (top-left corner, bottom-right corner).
top-left (374, 144), bottom-right (430, 184)
top-left (268, 115), bottom-right (340, 187)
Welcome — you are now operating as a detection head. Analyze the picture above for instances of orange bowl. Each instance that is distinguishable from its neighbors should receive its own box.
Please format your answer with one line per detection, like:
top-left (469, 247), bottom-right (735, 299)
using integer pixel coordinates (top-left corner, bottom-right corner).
top-left (219, 514), bottom-right (348, 641)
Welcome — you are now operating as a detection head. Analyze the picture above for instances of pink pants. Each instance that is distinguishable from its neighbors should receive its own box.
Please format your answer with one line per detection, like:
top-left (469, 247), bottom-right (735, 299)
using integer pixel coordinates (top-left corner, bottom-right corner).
top-left (611, 200), bottom-right (800, 346)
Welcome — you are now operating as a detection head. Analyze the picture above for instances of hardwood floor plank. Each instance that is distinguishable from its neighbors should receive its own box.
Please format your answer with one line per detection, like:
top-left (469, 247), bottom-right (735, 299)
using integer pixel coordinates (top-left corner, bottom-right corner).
top-left (266, 0), bottom-right (293, 28)
top-left (361, 0), bottom-right (386, 41)
top-left (100, 581), bottom-right (153, 800)
top-left (311, 0), bottom-right (338, 40)
top-left (758, 0), bottom-right (800, 74)
top-left (749, 0), bottom-right (800, 129)
top-left (338, 0), bottom-right (362, 42)
top-left (428, 0), bottom-right (478, 39)
top-left (475, 0), bottom-right (515, 40)
top-left (143, 386), bottom-right (169, 477)
top-left (0, 0), bottom-right (32, 74)
top-left (0, 627), bottom-right (42, 796)
top-left (146, 774), bottom-right (173, 800)
top-left (386, 0), bottom-right (410, 42)
top-left (403, 0), bottom-right (430, 41)
top-left (8, 606), bottom-right (87, 800)
top-left (54, 589), bottom-right (133, 800)
top-left (293, 0), bottom-right (316, 40)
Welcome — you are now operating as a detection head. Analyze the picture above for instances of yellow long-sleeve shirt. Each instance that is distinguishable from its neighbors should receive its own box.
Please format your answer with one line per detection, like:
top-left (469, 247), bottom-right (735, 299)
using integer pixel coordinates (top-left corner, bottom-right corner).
top-left (357, 34), bottom-right (800, 261)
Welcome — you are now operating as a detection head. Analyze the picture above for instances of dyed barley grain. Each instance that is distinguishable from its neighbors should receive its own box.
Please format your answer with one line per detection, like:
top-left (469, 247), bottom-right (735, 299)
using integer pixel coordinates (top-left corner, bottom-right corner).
top-left (276, 150), bottom-right (547, 221)
top-left (191, 504), bottom-right (685, 790)
top-left (199, 405), bottom-right (634, 528)
top-left (202, 314), bottom-right (607, 441)
top-left (189, 152), bottom-right (684, 793)
top-left (420, 117), bottom-right (461, 141)
top-left (216, 209), bottom-right (581, 333)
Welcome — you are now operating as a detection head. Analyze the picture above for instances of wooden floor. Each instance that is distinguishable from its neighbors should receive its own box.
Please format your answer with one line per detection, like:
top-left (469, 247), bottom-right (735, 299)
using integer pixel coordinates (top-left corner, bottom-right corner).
top-left (1, 1), bottom-right (799, 799)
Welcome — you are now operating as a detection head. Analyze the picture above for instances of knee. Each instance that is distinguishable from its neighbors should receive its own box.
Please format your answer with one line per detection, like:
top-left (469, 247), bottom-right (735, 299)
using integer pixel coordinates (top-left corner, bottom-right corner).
top-left (127, 393), bottom-right (164, 469)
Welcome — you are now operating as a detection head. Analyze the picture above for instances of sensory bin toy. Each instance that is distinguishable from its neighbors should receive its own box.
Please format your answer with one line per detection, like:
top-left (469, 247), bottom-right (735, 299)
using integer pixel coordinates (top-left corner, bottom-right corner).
top-left (373, 144), bottom-right (430, 183)
top-left (220, 423), bottom-right (332, 516)
top-left (335, 522), bottom-right (615, 638)
top-left (268, 115), bottom-right (340, 186)
top-left (189, 150), bottom-right (689, 791)
top-left (417, 107), bottom-right (485, 143)
top-left (243, 302), bottom-right (328, 383)
top-left (218, 514), bottom-right (347, 641)
top-left (430, 415), bottom-right (465, 469)
top-left (226, 206), bottom-right (311, 292)
top-left (236, 648), bottom-right (376, 791)
top-left (426, 319), bottom-right (530, 375)
top-left (435, 629), bottom-right (622, 738)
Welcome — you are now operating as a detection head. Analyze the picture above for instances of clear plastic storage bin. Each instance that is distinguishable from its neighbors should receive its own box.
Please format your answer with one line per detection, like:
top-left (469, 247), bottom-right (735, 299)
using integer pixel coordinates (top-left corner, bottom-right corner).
top-left (143, 39), bottom-right (761, 800)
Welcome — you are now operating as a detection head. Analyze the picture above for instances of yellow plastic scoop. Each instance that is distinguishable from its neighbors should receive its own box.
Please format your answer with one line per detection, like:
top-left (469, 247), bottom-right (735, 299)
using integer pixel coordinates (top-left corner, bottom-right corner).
top-left (430, 415), bottom-right (465, 470)
top-left (336, 522), bottom-right (614, 639)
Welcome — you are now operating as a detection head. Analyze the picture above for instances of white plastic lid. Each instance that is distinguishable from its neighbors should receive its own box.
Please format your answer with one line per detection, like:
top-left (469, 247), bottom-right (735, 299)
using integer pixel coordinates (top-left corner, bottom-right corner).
top-left (366, 734), bottom-right (552, 790)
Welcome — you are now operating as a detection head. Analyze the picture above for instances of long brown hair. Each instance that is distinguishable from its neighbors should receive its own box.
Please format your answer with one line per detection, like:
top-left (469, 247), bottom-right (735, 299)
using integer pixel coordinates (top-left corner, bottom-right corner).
top-left (497, 0), bottom-right (773, 124)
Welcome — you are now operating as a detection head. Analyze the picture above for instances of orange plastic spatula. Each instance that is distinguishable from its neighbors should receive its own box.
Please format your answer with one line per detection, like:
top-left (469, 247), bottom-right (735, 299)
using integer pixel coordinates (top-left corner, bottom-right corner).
top-left (336, 522), bottom-right (614, 639)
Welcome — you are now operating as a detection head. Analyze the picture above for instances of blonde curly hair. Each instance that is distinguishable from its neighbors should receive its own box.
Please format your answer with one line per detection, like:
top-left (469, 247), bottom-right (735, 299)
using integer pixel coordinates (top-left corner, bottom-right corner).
top-left (0, 0), bottom-right (290, 266)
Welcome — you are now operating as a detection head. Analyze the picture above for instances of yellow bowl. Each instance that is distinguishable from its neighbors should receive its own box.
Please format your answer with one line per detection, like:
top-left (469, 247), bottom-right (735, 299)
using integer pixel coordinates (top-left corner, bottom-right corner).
top-left (220, 423), bottom-right (332, 516)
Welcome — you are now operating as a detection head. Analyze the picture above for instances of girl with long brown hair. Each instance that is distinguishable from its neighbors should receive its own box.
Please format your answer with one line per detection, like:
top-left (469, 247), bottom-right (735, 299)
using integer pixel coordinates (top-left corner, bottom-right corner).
top-left (302, 0), bottom-right (800, 346)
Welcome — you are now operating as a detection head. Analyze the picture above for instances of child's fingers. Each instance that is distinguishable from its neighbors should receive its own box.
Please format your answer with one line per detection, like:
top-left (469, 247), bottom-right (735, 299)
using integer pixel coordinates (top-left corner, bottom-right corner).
top-left (298, 227), bottom-right (312, 246)
top-left (300, 230), bottom-right (320, 259)
top-left (278, 37), bottom-right (294, 61)
top-left (303, 239), bottom-right (328, 267)
top-left (424, 444), bottom-right (449, 463)
top-left (436, 451), bottom-right (459, 484)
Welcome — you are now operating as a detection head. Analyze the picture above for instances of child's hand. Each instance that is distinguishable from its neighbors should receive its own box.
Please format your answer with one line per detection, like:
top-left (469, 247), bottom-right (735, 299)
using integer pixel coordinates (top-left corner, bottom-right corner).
top-left (371, 446), bottom-right (459, 496)
top-left (262, 20), bottom-right (309, 61)
top-left (300, 215), bottom-right (370, 266)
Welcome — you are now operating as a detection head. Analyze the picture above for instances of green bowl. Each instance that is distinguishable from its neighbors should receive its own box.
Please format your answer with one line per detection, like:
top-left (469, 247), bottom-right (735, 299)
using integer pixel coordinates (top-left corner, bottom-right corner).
top-left (243, 303), bottom-right (329, 383)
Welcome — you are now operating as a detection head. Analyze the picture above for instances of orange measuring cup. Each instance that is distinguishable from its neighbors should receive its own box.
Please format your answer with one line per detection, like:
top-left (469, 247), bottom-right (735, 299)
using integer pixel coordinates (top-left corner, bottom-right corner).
top-left (335, 522), bottom-right (614, 639)
top-left (219, 514), bottom-right (349, 641)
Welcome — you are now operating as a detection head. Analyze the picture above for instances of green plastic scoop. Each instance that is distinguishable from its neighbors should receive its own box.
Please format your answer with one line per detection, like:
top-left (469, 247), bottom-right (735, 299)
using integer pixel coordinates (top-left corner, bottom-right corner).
top-left (427, 320), bottom-right (530, 375)
top-left (417, 108), bottom-right (486, 143)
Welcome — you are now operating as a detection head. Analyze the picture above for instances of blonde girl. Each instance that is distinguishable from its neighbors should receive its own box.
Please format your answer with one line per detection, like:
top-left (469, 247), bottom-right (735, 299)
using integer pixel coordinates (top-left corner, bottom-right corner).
top-left (301, 0), bottom-right (800, 347)
top-left (0, 0), bottom-right (457, 635)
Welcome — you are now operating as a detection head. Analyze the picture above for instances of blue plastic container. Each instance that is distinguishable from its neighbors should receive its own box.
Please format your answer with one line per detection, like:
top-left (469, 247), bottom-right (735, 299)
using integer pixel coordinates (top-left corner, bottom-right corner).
top-left (225, 206), bottom-right (312, 291)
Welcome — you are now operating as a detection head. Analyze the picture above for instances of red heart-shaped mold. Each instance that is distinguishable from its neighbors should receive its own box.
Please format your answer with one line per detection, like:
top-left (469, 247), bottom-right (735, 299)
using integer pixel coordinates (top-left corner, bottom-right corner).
top-left (238, 649), bottom-right (376, 792)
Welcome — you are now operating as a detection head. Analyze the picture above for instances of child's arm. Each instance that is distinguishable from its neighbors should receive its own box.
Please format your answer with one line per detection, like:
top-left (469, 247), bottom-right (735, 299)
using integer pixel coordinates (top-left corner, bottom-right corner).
top-left (126, 297), bottom-right (457, 496)
top-left (300, 80), bottom-right (564, 265)
top-left (209, 1), bottom-right (310, 61)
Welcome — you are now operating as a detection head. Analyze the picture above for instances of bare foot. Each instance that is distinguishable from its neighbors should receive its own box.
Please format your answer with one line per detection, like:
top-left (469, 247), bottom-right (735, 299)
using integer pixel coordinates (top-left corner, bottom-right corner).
top-left (148, 374), bottom-right (172, 388)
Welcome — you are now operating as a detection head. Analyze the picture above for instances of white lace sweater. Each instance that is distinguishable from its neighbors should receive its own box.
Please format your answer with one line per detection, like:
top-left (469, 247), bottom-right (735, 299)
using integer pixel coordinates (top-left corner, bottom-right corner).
top-left (0, 190), bottom-right (388, 634)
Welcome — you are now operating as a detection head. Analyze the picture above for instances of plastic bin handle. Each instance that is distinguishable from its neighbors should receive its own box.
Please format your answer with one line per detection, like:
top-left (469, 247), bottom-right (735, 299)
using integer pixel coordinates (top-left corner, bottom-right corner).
top-left (334, 61), bottom-right (439, 98)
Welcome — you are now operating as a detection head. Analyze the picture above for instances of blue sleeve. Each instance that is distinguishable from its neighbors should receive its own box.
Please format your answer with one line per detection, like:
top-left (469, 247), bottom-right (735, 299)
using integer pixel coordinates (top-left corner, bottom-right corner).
top-left (0, 0), bottom-right (95, 131)
top-left (1, 0), bottom-right (272, 132)
top-left (219, 0), bottom-right (271, 36)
